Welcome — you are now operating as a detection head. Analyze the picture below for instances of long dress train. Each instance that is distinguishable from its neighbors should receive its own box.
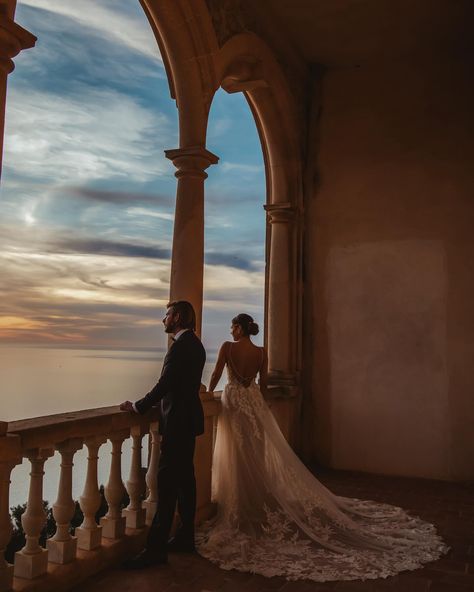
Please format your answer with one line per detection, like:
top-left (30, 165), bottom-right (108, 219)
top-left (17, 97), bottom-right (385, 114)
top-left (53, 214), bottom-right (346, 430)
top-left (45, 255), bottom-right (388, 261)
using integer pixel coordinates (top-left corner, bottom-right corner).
top-left (196, 371), bottom-right (448, 582)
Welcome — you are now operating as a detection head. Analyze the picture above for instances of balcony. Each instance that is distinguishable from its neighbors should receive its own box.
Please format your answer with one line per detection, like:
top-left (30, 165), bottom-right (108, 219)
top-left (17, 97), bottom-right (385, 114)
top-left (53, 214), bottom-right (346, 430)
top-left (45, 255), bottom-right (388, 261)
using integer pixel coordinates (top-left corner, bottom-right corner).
top-left (0, 388), bottom-right (302, 592)
top-left (0, 395), bottom-right (219, 592)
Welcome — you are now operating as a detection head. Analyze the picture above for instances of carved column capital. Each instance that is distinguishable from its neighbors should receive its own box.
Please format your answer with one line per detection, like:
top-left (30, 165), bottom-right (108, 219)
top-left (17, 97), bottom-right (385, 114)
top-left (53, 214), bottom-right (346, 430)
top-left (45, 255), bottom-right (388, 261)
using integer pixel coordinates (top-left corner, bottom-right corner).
top-left (165, 146), bottom-right (219, 179)
top-left (264, 203), bottom-right (296, 224)
top-left (0, 14), bottom-right (36, 74)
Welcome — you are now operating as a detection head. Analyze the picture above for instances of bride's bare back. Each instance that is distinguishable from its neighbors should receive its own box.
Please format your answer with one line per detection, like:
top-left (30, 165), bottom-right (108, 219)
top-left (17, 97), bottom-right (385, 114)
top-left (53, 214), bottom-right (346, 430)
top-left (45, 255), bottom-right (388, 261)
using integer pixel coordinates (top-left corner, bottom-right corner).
top-left (226, 341), bottom-right (264, 387)
top-left (209, 336), bottom-right (268, 393)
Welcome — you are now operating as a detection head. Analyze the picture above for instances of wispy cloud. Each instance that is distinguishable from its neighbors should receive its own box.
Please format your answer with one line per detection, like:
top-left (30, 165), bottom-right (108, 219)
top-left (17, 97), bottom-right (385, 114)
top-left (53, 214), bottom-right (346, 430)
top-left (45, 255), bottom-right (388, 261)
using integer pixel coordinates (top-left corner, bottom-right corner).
top-left (220, 162), bottom-right (264, 175)
top-left (207, 117), bottom-right (233, 140)
top-left (4, 86), bottom-right (174, 184)
top-left (126, 207), bottom-right (174, 221)
top-left (68, 187), bottom-right (174, 207)
top-left (20, 0), bottom-right (162, 62)
top-left (50, 238), bottom-right (171, 260)
top-left (205, 251), bottom-right (259, 271)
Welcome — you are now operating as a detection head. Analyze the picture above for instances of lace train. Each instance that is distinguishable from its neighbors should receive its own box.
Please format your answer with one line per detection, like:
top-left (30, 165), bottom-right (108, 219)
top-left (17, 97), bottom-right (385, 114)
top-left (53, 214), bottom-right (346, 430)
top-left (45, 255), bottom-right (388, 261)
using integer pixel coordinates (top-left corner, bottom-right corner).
top-left (196, 379), bottom-right (448, 582)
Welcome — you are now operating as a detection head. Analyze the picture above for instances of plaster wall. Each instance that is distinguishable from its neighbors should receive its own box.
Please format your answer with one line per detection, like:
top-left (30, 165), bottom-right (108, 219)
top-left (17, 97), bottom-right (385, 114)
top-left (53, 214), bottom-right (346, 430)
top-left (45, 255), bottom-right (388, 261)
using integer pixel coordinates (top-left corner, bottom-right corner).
top-left (305, 56), bottom-right (474, 480)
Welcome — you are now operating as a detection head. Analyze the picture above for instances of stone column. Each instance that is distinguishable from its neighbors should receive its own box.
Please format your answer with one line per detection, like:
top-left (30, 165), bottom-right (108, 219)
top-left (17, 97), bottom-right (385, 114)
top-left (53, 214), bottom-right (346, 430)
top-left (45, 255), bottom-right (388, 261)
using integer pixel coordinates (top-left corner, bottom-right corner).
top-left (47, 438), bottom-right (82, 564)
top-left (264, 203), bottom-right (297, 385)
top-left (76, 436), bottom-right (106, 551)
top-left (100, 431), bottom-right (127, 539)
top-left (165, 146), bottom-right (218, 336)
top-left (0, 428), bottom-right (21, 592)
top-left (142, 422), bottom-right (160, 525)
top-left (0, 12), bottom-right (36, 177)
top-left (122, 426), bottom-right (146, 530)
top-left (14, 448), bottom-right (54, 580)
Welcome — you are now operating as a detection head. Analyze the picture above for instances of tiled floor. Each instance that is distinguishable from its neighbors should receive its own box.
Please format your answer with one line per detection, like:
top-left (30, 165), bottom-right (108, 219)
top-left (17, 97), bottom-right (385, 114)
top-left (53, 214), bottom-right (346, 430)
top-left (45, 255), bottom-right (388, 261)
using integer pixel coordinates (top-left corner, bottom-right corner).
top-left (74, 467), bottom-right (474, 592)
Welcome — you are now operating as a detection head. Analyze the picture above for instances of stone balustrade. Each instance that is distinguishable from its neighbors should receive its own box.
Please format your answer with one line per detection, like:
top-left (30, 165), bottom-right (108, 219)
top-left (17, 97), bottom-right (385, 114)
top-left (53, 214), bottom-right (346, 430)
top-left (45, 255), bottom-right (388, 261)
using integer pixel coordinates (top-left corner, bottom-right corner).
top-left (0, 396), bottom-right (220, 592)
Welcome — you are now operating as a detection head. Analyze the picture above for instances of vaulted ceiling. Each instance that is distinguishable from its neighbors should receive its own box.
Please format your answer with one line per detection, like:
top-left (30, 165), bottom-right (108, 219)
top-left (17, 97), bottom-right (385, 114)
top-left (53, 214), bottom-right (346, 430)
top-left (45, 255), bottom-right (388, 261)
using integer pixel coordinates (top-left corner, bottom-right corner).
top-left (257, 0), bottom-right (474, 67)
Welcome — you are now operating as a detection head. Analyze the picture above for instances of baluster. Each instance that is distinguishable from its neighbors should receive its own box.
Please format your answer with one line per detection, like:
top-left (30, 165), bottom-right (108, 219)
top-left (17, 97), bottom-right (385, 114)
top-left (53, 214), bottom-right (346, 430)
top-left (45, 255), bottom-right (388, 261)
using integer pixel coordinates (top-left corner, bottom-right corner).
top-left (100, 431), bottom-right (127, 539)
top-left (14, 447), bottom-right (54, 579)
top-left (46, 438), bottom-right (82, 564)
top-left (122, 426), bottom-right (146, 529)
top-left (76, 436), bottom-right (106, 551)
top-left (142, 422), bottom-right (160, 525)
top-left (0, 429), bottom-right (21, 592)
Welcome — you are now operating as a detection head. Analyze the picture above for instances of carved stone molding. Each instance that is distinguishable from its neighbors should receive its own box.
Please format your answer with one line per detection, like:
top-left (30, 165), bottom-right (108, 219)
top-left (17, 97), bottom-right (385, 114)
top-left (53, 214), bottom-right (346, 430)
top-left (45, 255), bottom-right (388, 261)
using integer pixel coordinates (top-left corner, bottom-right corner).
top-left (0, 14), bottom-right (36, 74)
top-left (165, 146), bottom-right (219, 179)
top-left (264, 203), bottom-right (296, 224)
top-left (221, 56), bottom-right (268, 93)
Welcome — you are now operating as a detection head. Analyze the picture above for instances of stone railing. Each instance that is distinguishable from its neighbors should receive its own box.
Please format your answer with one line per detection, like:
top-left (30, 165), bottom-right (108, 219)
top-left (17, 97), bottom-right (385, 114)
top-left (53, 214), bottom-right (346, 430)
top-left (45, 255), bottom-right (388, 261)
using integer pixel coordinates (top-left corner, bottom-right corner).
top-left (0, 395), bottom-right (220, 592)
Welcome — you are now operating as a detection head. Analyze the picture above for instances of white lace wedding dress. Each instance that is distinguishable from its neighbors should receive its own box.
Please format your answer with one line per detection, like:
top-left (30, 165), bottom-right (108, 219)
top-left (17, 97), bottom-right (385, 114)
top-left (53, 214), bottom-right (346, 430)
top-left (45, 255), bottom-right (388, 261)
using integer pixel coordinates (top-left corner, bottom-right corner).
top-left (196, 369), bottom-right (448, 582)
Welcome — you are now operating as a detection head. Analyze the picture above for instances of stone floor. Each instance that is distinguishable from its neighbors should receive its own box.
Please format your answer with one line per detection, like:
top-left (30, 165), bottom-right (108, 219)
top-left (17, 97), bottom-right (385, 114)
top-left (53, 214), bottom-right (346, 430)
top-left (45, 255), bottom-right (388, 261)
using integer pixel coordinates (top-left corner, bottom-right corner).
top-left (73, 467), bottom-right (474, 592)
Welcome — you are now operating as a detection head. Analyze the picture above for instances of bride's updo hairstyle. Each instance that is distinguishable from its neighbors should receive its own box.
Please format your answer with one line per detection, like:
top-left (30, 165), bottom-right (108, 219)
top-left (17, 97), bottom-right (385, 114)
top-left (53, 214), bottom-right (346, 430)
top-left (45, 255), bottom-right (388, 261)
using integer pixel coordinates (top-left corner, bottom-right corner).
top-left (232, 313), bottom-right (259, 336)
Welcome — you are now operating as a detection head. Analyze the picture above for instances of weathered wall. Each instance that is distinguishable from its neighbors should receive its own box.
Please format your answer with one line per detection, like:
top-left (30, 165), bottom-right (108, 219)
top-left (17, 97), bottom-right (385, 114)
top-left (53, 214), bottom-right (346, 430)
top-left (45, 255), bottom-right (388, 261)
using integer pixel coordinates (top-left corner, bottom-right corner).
top-left (304, 55), bottom-right (474, 480)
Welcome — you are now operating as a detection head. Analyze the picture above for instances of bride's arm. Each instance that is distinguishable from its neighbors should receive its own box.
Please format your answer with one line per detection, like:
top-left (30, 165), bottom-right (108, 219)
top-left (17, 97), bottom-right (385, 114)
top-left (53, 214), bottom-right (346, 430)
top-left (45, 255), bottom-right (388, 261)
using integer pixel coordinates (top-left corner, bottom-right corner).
top-left (209, 342), bottom-right (227, 393)
top-left (258, 348), bottom-right (270, 399)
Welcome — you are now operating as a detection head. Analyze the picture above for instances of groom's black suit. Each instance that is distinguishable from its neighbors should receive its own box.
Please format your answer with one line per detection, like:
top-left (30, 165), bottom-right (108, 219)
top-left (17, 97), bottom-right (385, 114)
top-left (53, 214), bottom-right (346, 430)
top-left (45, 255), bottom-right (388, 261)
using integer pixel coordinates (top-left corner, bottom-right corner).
top-left (135, 329), bottom-right (206, 555)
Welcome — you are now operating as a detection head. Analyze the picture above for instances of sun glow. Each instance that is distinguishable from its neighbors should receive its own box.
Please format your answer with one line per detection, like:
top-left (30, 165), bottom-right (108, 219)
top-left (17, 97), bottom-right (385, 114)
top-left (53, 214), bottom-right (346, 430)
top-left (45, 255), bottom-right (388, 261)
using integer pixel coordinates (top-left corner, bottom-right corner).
top-left (0, 316), bottom-right (45, 330)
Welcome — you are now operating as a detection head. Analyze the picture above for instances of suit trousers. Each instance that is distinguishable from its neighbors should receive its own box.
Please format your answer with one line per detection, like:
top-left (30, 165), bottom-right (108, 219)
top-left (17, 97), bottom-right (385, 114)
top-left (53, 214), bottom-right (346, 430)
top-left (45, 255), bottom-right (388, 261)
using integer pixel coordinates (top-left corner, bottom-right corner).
top-left (147, 432), bottom-right (196, 553)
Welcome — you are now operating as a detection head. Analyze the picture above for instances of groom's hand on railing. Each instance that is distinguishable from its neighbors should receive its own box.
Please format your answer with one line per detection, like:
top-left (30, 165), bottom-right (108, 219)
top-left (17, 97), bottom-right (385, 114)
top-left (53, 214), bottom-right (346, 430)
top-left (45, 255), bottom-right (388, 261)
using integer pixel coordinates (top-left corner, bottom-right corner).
top-left (120, 400), bottom-right (134, 412)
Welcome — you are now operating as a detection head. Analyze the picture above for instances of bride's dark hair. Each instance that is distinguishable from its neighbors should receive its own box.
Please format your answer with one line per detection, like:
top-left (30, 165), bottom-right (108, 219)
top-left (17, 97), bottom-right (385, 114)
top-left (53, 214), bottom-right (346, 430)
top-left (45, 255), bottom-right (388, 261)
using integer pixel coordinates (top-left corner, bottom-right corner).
top-left (232, 313), bottom-right (259, 336)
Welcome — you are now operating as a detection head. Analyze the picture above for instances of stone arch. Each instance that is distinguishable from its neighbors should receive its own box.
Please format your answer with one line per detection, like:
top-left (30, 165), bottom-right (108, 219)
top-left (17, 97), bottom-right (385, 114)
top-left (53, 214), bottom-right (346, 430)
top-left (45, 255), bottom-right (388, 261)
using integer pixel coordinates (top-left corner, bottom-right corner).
top-left (213, 32), bottom-right (304, 387)
top-left (216, 32), bottom-right (302, 208)
top-left (138, 0), bottom-right (222, 334)
top-left (0, 1), bottom-right (302, 382)
top-left (139, 0), bottom-right (220, 146)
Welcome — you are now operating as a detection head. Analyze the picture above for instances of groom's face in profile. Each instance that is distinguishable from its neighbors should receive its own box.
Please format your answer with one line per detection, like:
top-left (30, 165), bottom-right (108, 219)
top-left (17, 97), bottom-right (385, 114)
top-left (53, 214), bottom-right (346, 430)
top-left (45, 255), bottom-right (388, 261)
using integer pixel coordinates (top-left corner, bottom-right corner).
top-left (163, 307), bottom-right (180, 334)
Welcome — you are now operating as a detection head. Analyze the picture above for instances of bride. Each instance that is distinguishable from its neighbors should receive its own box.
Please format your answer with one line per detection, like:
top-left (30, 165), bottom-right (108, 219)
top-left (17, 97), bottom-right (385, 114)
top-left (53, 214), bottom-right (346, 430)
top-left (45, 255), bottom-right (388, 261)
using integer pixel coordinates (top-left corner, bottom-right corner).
top-left (196, 313), bottom-right (447, 582)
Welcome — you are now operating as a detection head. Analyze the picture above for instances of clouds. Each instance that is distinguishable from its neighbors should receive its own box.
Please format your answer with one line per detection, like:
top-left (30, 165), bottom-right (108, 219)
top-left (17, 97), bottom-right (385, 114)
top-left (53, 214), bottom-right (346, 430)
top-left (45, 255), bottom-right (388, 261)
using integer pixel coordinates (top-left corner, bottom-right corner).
top-left (49, 238), bottom-right (171, 260)
top-left (205, 251), bottom-right (260, 271)
top-left (68, 187), bottom-right (173, 207)
top-left (20, 0), bottom-right (162, 62)
top-left (1, 2), bottom-right (266, 349)
top-left (4, 86), bottom-right (174, 184)
top-left (0, 235), bottom-right (264, 346)
top-left (0, 244), bottom-right (170, 345)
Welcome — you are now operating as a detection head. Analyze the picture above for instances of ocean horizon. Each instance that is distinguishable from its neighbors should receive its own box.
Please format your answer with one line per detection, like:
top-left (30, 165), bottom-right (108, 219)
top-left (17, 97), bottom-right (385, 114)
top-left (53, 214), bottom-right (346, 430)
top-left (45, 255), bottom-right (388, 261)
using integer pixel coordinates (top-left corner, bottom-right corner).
top-left (0, 344), bottom-right (222, 507)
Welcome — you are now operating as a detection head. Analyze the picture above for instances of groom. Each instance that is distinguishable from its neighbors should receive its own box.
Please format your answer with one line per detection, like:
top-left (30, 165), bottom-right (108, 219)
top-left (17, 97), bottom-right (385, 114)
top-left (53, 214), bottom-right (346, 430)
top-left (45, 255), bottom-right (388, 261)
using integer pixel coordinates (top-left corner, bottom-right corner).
top-left (120, 300), bottom-right (206, 568)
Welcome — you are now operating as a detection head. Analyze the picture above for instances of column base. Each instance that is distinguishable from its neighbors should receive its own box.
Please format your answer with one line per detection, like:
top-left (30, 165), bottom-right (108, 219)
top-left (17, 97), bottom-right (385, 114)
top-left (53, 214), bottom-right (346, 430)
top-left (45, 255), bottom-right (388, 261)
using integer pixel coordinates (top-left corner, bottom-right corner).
top-left (122, 507), bottom-right (146, 529)
top-left (46, 536), bottom-right (77, 564)
top-left (142, 500), bottom-right (158, 525)
top-left (100, 515), bottom-right (126, 539)
top-left (75, 525), bottom-right (102, 551)
top-left (0, 563), bottom-right (13, 591)
top-left (13, 548), bottom-right (48, 579)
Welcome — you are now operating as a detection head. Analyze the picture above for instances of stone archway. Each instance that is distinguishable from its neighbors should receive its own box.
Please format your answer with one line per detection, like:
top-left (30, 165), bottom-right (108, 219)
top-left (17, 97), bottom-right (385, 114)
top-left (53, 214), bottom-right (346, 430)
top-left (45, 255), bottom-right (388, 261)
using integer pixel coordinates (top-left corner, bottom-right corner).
top-left (215, 32), bottom-right (304, 388)
top-left (0, 0), bottom-right (304, 392)
top-left (139, 0), bottom-right (221, 336)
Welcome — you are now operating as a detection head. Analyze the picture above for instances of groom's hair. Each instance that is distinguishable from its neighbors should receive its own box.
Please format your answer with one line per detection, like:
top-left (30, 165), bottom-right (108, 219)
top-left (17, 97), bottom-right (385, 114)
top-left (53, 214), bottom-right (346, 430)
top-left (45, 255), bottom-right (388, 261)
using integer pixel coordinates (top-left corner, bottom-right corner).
top-left (167, 300), bottom-right (196, 331)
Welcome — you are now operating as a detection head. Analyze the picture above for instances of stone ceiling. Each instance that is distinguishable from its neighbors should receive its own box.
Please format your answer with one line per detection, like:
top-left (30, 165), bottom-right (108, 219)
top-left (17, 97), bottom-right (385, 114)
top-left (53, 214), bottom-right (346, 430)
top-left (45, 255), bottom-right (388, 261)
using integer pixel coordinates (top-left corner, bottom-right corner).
top-left (256, 0), bottom-right (474, 67)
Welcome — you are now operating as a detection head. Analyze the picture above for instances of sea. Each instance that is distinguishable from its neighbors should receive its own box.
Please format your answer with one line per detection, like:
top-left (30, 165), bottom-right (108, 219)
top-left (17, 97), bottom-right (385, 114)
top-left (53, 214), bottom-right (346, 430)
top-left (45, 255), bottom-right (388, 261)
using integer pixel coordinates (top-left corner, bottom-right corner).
top-left (0, 345), bottom-right (223, 508)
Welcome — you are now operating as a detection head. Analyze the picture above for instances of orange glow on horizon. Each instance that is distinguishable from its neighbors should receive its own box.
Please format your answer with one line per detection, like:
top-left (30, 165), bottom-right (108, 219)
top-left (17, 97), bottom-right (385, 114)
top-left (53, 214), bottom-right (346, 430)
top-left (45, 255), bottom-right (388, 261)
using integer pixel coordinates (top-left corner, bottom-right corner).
top-left (0, 316), bottom-right (46, 330)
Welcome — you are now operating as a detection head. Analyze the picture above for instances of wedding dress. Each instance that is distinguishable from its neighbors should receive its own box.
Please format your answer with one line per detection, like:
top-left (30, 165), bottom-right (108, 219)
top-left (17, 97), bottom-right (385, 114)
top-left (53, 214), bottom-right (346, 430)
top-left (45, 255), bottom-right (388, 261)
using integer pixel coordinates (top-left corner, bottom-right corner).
top-left (196, 366), bottom-right (448, 582)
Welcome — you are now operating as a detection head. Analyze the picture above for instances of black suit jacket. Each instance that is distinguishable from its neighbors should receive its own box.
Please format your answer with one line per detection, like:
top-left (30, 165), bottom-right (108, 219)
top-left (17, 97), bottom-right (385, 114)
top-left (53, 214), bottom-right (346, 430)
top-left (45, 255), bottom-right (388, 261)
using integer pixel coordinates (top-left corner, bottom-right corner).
top-left (135, 330), bottom-right (206, 437)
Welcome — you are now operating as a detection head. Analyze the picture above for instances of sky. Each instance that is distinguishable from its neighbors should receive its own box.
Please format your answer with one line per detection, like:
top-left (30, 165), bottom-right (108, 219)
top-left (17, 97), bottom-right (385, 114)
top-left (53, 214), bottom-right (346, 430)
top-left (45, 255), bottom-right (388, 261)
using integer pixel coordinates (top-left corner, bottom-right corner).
top-left (0, 0), bottom-right (266, 352)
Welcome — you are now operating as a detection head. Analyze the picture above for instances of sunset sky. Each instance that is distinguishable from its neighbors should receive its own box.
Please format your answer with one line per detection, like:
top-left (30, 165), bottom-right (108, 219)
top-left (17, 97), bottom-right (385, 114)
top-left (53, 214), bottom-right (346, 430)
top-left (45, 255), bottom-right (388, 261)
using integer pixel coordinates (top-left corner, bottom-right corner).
top-left (0, 0), bottom-right (266, 351)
